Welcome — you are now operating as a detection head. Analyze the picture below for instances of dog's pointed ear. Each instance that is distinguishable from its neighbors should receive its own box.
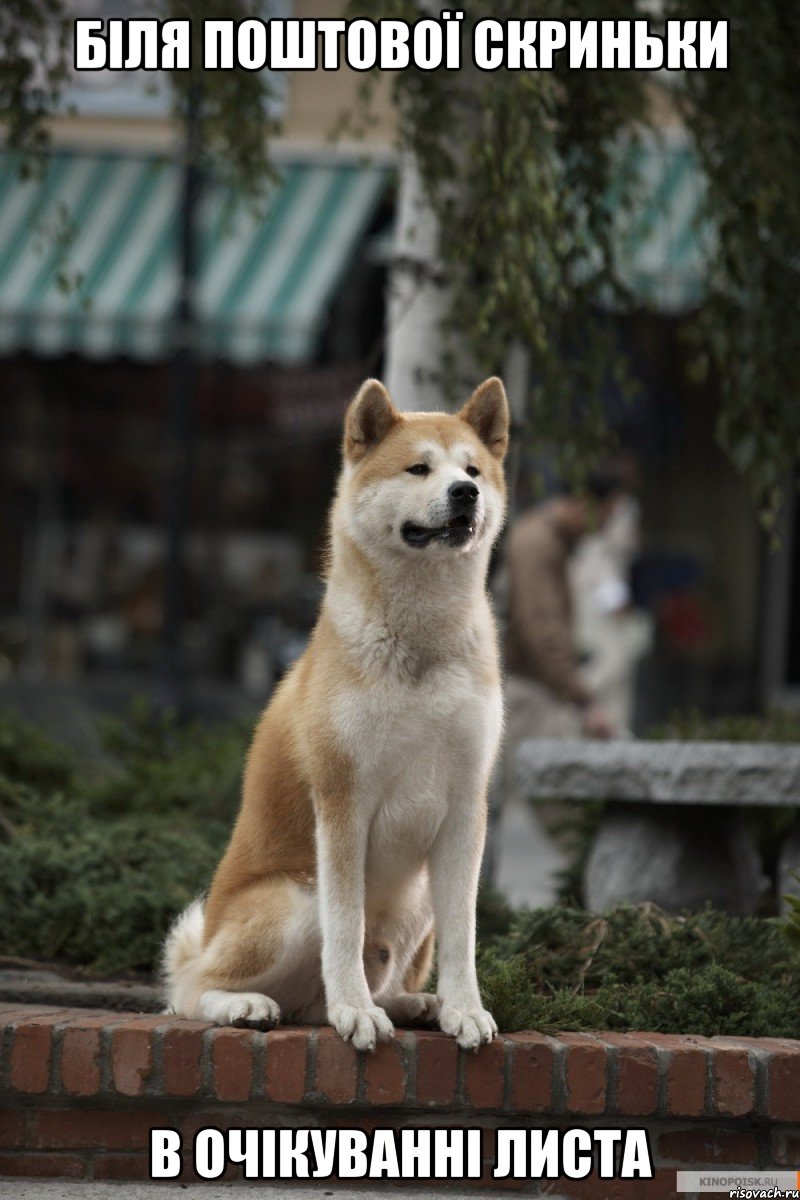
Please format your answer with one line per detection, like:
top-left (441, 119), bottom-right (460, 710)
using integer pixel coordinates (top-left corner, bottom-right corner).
top-left (459, 377), bottom-right (509, 460)
top-left (344, 379), bottom-right (400, 462)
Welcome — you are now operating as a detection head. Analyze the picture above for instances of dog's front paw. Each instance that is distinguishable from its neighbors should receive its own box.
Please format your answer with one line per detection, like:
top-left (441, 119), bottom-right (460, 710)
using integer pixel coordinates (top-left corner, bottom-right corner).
top-left (329, 1003), bottom-right (394, 1051)
top-left (438, 1002), bottom-right (497, 1050)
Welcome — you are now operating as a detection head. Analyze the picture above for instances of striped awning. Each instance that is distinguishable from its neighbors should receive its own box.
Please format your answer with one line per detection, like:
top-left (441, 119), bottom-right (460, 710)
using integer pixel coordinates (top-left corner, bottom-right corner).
top-left (610, 133), bottom-right (712, 313)
top-left (0, 151), bottom-right (389, 364)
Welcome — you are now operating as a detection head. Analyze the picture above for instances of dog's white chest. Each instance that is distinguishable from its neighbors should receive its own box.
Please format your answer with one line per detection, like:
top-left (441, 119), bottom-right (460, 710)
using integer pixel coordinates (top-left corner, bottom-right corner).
top-left (335, 661), bottom-right (496, 777)
top-left (333, 662), bottom-right (501, 886)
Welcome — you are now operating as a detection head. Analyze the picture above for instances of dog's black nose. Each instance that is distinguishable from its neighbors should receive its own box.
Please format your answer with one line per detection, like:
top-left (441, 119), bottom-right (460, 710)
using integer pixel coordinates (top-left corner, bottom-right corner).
top-left (448, 480), bottom-right (479, 508)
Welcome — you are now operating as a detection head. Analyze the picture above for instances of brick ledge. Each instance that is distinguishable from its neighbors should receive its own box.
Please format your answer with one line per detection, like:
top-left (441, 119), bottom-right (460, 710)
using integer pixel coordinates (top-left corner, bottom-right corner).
top-left (2, 1003), bottom-right (800, 1192)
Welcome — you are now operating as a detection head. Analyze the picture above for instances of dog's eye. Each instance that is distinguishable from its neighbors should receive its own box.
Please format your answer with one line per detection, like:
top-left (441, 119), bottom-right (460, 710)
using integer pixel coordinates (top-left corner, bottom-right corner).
top-left (406, 463), bottom-right (430, 476)
top-left (466, 465), bottom-right (480, 478)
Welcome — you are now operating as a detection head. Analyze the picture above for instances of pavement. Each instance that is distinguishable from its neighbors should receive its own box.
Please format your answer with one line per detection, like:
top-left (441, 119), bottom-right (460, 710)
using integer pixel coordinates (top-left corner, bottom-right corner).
top-left (0, 1184), bottom-right (523, 1199)
top-left (0, 966), bottom-right (161, 1012)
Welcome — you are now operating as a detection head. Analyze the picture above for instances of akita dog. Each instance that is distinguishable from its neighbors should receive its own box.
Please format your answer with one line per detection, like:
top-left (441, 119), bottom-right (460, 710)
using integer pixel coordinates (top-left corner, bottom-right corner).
top-left (163, 376), bottom-right (509, 1051)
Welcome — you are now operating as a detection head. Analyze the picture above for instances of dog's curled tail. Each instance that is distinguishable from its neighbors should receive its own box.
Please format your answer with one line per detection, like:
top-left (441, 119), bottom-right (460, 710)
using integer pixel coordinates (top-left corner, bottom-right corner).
top-left (161, 898), bottom-right (205, 1014)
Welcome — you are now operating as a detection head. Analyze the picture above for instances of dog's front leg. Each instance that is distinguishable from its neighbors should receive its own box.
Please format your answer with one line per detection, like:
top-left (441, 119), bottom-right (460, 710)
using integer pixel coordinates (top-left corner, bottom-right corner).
top-left (428, 795), bottom-right (497, 1051)
top-left (316, 809), bottom-right (394, 1052)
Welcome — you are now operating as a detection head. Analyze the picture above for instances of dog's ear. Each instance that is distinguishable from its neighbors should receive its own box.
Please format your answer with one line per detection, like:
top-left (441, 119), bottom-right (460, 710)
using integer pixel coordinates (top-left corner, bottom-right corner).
top-left (344, 379), bottom-right (400, 462)
top-left (459, 377), bottom-right (509, 460)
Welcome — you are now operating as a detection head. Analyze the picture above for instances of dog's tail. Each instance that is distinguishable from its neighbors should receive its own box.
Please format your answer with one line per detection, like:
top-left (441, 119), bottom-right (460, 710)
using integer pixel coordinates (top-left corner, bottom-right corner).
top-left (161, 898), bottom-right (206, 1014)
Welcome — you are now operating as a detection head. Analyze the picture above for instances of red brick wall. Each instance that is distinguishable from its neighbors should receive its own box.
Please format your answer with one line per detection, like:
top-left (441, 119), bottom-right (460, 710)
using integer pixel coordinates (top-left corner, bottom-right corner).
top-left (1, 1004), bottom-right (799, 1196)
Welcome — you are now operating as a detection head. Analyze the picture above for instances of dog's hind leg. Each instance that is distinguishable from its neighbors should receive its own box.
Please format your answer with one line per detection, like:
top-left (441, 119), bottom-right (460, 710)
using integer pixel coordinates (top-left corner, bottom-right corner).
top-left (403, 925), bottom-right (436, 993)
top-left (165, 876), bottom-right (322, 1027)
top-left (381, 925), bottom-right (440, 1026)
top-left (198, 988), bottom-right (281, 1029)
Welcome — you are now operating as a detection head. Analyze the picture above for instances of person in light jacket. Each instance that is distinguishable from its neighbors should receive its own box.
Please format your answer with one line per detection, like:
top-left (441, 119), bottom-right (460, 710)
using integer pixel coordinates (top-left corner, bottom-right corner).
top-left (504, 469), bottom-right (627, 744)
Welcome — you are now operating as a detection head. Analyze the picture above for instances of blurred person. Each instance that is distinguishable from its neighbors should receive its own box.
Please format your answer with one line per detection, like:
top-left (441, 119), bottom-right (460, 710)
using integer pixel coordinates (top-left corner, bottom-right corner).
top-left (489, 469), bottom-right (628, 908)
top-left (504, 468), bottom-right (628, 744)
top-left (570, 490), bottom-right (653, 733)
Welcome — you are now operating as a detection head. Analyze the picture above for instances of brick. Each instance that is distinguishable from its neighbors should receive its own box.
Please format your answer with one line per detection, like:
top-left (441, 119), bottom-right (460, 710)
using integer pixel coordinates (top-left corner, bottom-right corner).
top-left (658, 1127), bottom-right (758, 1166)
top-left (0, 1106), bottom-right (25, 1148)
top-left (211, 1027), bottom-right (254, 1102)
top-left (10, 1016), bottom-right (63, 1093)
top-left (328, 1115), bottom-right (385, 1136)
top-left (601, 1034), bottom-right (658, 1116)
top-left (508, 1033), bottom-right (555, 1114)
top-left (109, 1013), bottom-right (170, 1035)
top-left (464, 1036), bottom-right (506, 1110)
top-left (363, 1035), bottom-right (407, 1105)
top-left (769, 1047), bottom-right (800, 1122)
top-left (54, 1007), bottom-right (120, 1021)
top-left (179, 1111), bottom-right (255, 1142)
top-left (0, 1152), bottom-right (86, 1178)
top-left (770, 1127), bottom-right (800, 1167)
top-left (63, 1012), bottom-right (124, 1030)
top-left (2, 1006), bottom-right (138, 1032)
top-left (93, 1153), bottom-right (152, 1181)
top-left (562, 1033), bottom-right (606, 1116)
top-left (711, 1035), bottom-right (775, 1051)
top-left (315, 1029), bottom-right (358, 1104)
top-left (111, 1024), bottom-right (155, 1096)
top-left (0, 1006), bottom-right (64, 1024)
top-left (618, 1050), bottom-right (658, 1116)
top-left (415, 1032), bottom-right (457, 1106)
top-left (472, 1161), bottom-right (527, 1192)
top-left (712, 1047), bottom-right (755, 1117)
top-left (646, 1035), bottom-right (709, 1118)
top-left (479, 1124), bottom-right (496, 1158)
top-left (162, 1022), bottom-right (207, 1097)
top-left (60, 1026), bottom-right (103, 1097)
top-left (30, 1108), bottom-right (167, 1151)
top-left (742, 1036), bottom-right (800, 1053)
top-left (264, 1028), bottom-right (308, 1103)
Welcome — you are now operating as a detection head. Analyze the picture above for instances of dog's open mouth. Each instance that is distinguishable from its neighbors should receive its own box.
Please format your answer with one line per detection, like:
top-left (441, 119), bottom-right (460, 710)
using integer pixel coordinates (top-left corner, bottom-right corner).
top-left (401, 513), bottom-right (476, 548)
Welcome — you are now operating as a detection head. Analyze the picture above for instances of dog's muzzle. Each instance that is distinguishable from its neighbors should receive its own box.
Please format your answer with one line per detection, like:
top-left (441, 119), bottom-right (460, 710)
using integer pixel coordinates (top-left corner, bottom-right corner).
top-left (401, 482), bottom-right (480, 548)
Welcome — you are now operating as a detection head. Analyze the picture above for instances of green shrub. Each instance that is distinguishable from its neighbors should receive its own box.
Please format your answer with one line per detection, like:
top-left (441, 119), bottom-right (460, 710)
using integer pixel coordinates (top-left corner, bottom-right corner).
top-left (0, 707), bottom-right (74, 791)
top-left (648, 706), bottom-right (800, 743)
top-left (493, 903), bottom-right (794, 989)
top-left (0, 701), bottom-right (246, 975)
top-left (0, 813), bottom-right (226, 974)
top-left (478, 959), bottom-right (800, 1040)
top-left (90, 697), bottom-right (248, 819)
top-left (475, 902), bottom-right (800, 1037)
top-left (785, 874), bottom-right (800, 953)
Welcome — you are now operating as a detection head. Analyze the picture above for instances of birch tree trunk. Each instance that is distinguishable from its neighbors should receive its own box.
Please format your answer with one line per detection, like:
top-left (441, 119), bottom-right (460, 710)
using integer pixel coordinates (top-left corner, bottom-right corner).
top-left (383, 151), bottom-right (451, 412)
top-left (384, 148), bottom-right (530, 435)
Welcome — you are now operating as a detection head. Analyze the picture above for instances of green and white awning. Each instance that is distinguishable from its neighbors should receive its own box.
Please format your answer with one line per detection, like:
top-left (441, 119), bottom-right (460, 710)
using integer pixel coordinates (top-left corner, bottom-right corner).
top-left (0, 135), bottom-right (709, 362)
top-left (0, 151), bottom-right (389, 363)
top-left (610, 133), bottom-right (712, 313)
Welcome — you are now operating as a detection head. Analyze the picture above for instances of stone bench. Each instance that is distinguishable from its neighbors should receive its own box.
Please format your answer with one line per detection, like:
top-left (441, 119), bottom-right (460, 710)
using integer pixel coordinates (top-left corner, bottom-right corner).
top-left (516, 740), bottom-right (800, 914)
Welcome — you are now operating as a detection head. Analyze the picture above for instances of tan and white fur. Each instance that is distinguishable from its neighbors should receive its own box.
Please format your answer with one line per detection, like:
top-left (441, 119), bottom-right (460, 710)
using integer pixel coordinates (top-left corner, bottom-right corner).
top-left (163, 376), bottom-right (509, 1051)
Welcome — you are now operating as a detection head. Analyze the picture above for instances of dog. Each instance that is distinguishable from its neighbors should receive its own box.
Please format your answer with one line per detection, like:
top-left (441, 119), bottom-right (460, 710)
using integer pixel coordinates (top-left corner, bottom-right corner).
top-left (163, 375), bottom-right (509, 1051)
